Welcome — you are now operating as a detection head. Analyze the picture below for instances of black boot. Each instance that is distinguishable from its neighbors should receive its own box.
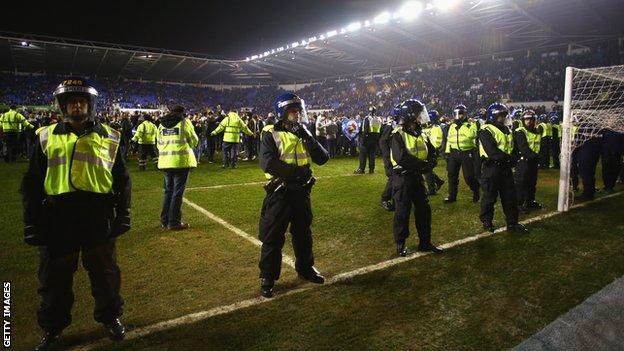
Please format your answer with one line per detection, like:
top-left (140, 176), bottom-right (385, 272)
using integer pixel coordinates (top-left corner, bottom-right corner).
top-left (418, 243), bottom-right (444, 254)
top-left (396, 242), bottom-right (410, 257)
top-left (507, 223), bottom-right (529, 234)
top-left (298, 267), bottom-right (325, 284)
top-left (353, 168), bottom-right (365, 174)
top-left (260, 278), bottom-right (274, 298)
top-left (34, 330), bottom-right (62, 351)
top-left (483, 222), bottom-right (495, 233)
top-left (104, 318), bottom-right (126, 341)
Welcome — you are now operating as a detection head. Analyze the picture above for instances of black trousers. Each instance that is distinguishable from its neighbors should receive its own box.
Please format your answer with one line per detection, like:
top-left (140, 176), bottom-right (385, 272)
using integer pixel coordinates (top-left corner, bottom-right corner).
top-left (551, 138), bottom-right (561, 168)
top-left (392, 174), bottom-right (432, 245)
top-left (3, 132), bottom-right (19, 162)
top-left (138, 144), bottom-right (157, 168)
top-left (578, 137), bottom-right (602, 198)
top-left (601, 152), bottom-right (622, 190)
top-left (479, 162), bottom-right (519, 226)
top-left (446, 149), bottom-right (479, 199)
top-left (539, 137), bottom-right (552, 168)
top-left (514, 158), bottom-right (539, 206)
top-left (358, 143), bottom-right (377, 171)
top-left (259, 186), bottom-right (314, 280)
top-left (37, 203), bottom-right (123, 332)
top-left (381, 176), bottom-right (393, 202)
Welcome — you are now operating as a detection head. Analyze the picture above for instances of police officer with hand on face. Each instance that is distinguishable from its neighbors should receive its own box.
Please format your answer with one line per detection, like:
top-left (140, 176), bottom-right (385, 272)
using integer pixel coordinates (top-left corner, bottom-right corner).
top-left (514, 110), bottom-right (542, 213)
top-left (21, 78), bottom-right (130, 350)
top-left (258, 92), bottom-right (329, 298)
top-left (479, 103), bottom-right (528, 234)
top-left (390, 99), bottom-right (443, 257)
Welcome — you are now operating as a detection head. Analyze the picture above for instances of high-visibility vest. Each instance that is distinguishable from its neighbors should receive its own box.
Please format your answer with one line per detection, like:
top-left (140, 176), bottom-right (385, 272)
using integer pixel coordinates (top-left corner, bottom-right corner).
top-left (38, 123), bottom-right (120, 195)
top-left (390, 126), bottom-right (428, 167)
top-left (479, 124), bottom-right (513, 158)
top-left (157, 119), bottom-right (198, 169)
top-left (516, 126), bottom-right (541, 154)
top-left (132, 120), bottom-right (157, 144)
top-left (445, 121), bottom-right (478, 152)
top-left (1, 110), bottom-right (33, 132)
top-left (429, 125), bottom-right (444, 149)
top-left (213, 112), bottom-right (252, 143)
top-left (552, 123), bottom-right (562, 139)
top-left (539, 122), bottom-right (553, 138)
top-left (368, 116), bottom-right (382, 133)
top-left (263, 125), bottom-right (310, 180)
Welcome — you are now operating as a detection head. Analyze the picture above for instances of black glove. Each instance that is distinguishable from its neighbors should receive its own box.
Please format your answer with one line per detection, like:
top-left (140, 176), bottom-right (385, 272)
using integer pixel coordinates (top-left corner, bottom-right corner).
top-left (110, 215), bottom-right (131, 238)
top-left (24, 225), bottom-right (46, 246)
top-left (293, 123), bottom-right (315, 141)
top-left (419, 160), bottom-right (433, 173)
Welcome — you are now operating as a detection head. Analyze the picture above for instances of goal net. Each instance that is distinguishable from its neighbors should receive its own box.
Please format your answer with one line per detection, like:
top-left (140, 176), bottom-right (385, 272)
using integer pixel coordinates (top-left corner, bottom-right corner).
top-left (558, 65), bottom-right (624, 211)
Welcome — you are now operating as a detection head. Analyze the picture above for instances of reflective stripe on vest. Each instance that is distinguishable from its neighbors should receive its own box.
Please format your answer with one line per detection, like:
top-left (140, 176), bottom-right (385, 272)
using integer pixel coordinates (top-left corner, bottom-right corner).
top-left (516, 127), bottom-right (541, 154)
top-left (369, 116), bottom-right (382, 133)
top-left (264, 126), bottom-right (310, 179)
top-left (446, 122), bottom-right (477, 151)
top-left (390, 127), bottom-right (428, 167)
top-left (157, 119), bottom-right (197, 169)
top-left (40, 124), bottom-right (120, 195)
top-left (479, 124), bottom-right (513, 158)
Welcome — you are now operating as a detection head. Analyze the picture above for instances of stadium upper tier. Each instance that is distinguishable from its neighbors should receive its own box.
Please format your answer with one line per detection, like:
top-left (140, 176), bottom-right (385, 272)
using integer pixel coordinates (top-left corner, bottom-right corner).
top-left (1, 46), bottom-right (622, 116)
top-left (1, 0), bottom-right (623, 84)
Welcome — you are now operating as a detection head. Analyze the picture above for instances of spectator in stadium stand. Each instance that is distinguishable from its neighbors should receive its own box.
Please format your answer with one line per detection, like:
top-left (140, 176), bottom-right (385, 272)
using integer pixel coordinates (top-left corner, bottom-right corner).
top-left (258, 92), bottom-right (329, 298)
top-left (390, 99), bottom-right (443, 256)
top-left (513, 110), bottom-right (543, 213)
top-left (20, 78), bottom-right (131, 349)
top-left (210, 107), bottom-right (253, 168)
top-left (1, 105), bottom-right (34, 162)
top-left (131, 114), bottom-right (158, 171)
top-left (157, 105), bottom-right (198, 230)
top-left (479, 103), bottom-right (528, 234)
top-left (354, 106), bottom-right (383, 174)
top-left (444, 104), bottom-right (480, 203)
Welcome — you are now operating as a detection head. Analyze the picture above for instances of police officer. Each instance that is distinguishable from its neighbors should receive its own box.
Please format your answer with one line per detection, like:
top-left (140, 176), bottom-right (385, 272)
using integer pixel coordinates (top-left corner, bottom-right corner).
top-left (379, 114), bottom-right (397, 211)
top-left (479, 103), bottom-right (528, 233)
top-left (210, 108), bottom-right (254, 168)
top-left (157, 105), bottom-right (198, 230)
top-left (538, 114), bottom-right (553, 169)
top-left (20, 78), bottom-right (130, 350)
top-left (514, 110), bottom-right (542, 213)
top-left (444, 104), bottom-right (480, 203)
top-left (600, 128), bottom-right (624, 193)
top-left (550, 112), bottom-right (561, 169)
top-left (422, 110), bottom-right (445, 195)
top-left (258, 93), bottom-right (329, 298)
top-left (1, 105), bottom-right (33, 162)
top-left (131, 114), bottom-right (158, 170)
top-left (390, 99), bottom-right (443, 256)
top-left (354, 106), bottom-right (383, 174)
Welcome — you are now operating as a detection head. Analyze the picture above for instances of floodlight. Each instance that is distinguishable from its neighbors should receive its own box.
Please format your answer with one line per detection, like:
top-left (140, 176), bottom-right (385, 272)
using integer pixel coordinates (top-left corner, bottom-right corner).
top-left (346, 22), bottom-right (362, 32)
top-left (373, 11), bottom-right (391, 24)
top-left (397, 1), bottom-right (424, 21)
top-left (326, 30), bottom-right (338, 38)
top-left (433, 0), bottom-right (459, 11)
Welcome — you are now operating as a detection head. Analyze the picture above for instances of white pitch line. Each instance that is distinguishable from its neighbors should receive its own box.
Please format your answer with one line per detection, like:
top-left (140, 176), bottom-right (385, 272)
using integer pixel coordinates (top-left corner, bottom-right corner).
top-left (71, 191), bottom-right (622, 351)
top-left (185, 173), bottom-right (360, 191)
top-left (182, 197), bottom-right (296, 269)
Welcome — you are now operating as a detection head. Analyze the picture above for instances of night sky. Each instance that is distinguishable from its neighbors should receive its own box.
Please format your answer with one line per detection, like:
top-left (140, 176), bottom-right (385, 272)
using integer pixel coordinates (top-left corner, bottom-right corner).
top-left (2, 0), bottom-right (404, 59)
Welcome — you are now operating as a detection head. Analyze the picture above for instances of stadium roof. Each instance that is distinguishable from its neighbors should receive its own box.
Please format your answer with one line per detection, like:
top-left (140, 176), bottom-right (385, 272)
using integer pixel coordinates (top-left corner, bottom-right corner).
top-left (2, 0), bottom-right (623, 85)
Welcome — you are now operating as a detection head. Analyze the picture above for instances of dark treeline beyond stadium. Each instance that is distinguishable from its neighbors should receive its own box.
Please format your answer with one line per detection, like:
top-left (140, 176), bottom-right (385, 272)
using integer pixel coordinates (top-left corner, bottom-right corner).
top-left (2, 45), bottom-right (622, 117)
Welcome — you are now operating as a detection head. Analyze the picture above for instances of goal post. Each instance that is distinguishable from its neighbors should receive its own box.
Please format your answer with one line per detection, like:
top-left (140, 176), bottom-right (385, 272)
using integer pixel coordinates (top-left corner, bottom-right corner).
top-left (557, 64), bottom-right (624, 212)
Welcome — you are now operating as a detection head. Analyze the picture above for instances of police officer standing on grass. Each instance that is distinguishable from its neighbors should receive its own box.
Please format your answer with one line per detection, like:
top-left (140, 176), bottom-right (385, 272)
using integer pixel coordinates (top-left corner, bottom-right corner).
top-left (422, 110), bottom-right (445, 195)
top-left (210, 107), bottom-right (254, 169)
top-left (479, 103), bottom-right (528, 234)
top-left (354, 106), bottom-right (382, 174)
top-left (20, 78), bottom-right (130, 350)
top-left (157, 105), bottom-right (198, 230)
top-left (390, 99), bottom-right (443, 257)
top-left (444, 104), bottom-right (480, 203)
top-left (538, 113), bottom-right (553, 169)
top-left (131, 114), bottom-right (158, 170)
top-left (514, 110), bottom-right (542, 213)
top-left (379, 113), bottom-right (397, 211)
top-left (258, 92), bottom-right (329, 298)
top-left (1, 105), bottom-right (33, 162)
top-left (550, 112), bottom-right (561, 169)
